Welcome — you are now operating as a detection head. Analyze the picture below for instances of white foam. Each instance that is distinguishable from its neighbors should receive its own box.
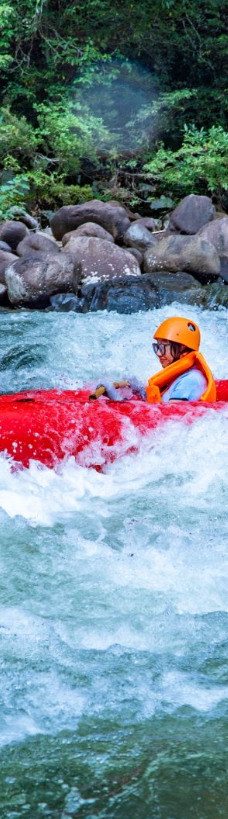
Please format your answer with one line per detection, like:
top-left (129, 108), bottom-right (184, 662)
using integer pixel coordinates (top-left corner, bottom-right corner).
top-left (0, 304), bottom-right (228, 746)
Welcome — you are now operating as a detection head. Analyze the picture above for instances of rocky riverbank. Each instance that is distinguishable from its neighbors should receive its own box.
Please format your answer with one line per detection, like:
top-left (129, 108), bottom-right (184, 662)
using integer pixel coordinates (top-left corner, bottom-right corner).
top-left (1, 193), bottom-right (228, 312)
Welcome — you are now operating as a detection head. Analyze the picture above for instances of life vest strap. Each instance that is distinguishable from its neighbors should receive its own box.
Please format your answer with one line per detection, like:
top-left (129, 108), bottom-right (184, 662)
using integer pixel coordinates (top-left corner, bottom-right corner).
top-left (146, 351), bottom-right (216, 404)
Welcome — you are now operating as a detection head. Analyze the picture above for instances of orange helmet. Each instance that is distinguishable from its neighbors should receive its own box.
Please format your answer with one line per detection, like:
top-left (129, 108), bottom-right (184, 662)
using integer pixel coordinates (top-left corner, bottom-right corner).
top-left (154, 316), bottom-right (200, 351)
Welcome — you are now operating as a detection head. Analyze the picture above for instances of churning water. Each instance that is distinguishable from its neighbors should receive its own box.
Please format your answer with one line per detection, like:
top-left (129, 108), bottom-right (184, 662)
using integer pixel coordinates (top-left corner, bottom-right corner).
top-left (1, 304), bottom-right (228, 819)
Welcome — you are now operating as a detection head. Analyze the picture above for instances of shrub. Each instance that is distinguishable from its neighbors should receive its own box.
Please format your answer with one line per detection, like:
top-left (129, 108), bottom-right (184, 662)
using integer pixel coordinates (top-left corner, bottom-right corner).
top-left (0, 175), bottom-right (30, 219)
top-left (144, 125), bottom-right (228, 201)
top-left (36, 101), bottom-right (111, 175)
top-left (0, 107), bottom-right (38, 165)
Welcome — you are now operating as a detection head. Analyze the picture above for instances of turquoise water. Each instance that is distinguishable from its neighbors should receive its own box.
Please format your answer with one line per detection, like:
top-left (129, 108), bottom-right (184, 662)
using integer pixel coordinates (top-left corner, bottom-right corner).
top-left (0, 304), bottom-right (228, 818)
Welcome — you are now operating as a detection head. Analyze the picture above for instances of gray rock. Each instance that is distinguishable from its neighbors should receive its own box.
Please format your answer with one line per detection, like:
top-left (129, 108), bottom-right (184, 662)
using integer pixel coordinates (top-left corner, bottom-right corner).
top-left (51, 200), bottom-right (130, 241)
top-left (124, 222), bottom-right (158, 252)
top-left (80, 271), bottom-right (204, 313)
top-left (16, 232), bottom-right (60, 256)
top-left (144, 234), bottom-right (220, 282)
top-left (153, 229), bottom-right (171, 241)
top-left (124, 247), bottom-right (143, 266)
top-left (134, 217), bottom-right (157, 231)
top-left (60, 236), bottom-right (141, 288)
top-left (0, 283), bottom-right (7, 302)
top-left (0, 241), bottom-right (12, 252)
top-left (51, 271), bottom-right (203, 314)
top-left (106, 200), bottom-right (137, 220)
top-left (0, 220), bottom-right (29, 251)
top-left (218, 255), bottom-right (228, 283)
top-left (62, 222), bottom-right (114, 245)
top-left (169, 194), bottom-right (215, 234)
top-left (0, 250), bottom-right (18, 284)
top-left (198, 217), bottom-right (228, 255)
top-left (5, 252), bottom-right (76, 307)
top-left (50, 293), bottom-right (84, 312)
top-left (196, 282), bottom-right (228, 309)
top-left (80, 276), bottom-right (157, 312)
top-left (8, 209), bottom-right (39, 230)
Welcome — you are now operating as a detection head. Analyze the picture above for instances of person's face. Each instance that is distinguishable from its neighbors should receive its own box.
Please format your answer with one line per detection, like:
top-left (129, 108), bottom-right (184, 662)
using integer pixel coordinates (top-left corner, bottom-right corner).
top-left (153, 338), bottom-right (176, 368)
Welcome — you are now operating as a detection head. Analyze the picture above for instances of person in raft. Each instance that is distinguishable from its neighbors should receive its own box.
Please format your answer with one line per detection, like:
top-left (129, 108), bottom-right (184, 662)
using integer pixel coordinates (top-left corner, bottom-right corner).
top-left (96, 317), bottom-right (216, 403)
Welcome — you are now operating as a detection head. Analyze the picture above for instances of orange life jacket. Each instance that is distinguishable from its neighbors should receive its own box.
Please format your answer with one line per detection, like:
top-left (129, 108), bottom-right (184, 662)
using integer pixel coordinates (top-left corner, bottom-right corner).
top-left (146, 351), bottom-right (216, 404)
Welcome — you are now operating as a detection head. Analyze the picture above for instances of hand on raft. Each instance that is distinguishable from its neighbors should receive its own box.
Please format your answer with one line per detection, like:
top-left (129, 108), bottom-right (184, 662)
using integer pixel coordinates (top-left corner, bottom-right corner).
top-left (94, 378), bottom-right (146, 401)
top-left (127, 376), bottom-right (146, 400)
top-left (95, 380), bottom-right (125, 401)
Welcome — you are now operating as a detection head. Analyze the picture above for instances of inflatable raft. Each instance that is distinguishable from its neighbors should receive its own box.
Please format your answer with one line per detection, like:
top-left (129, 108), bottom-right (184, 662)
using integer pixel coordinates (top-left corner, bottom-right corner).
top-left (0, 380), bottom-right (227, 469)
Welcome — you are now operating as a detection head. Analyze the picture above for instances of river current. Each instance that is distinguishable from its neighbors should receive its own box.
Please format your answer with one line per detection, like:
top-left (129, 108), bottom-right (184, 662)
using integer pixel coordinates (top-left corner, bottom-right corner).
top-left (0, 303), bottom-right (228, 819)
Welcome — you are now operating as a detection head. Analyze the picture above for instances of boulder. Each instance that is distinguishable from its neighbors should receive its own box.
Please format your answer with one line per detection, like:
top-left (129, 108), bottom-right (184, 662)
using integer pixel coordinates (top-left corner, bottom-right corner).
top-left (199, 282), bottom-right (228, 309)
top-left (0, 283), bottom-right (7, 302)
top-left (8, 209), bottom-right (39, 230)
top-left (198, 217), bottom-right (228, 255)
top-left (5, 252), bottom-right (76, 307)
top-left (50, 270), bottom-right (203, 314)
top-left (147, 270), bottom-right (204, 306)
top-left (218, 255), bottom-right (228, 284)
top-left (0, 220), bottom-right (29, 251)
top-left (169, 194), bottom-right (215, 234)
top-left (16, 232), bottom-right (60, 256)
top-left (61, 236), bottom-right (141, 287)
top-left (62, 222), bottom-right (114, 245)
top-left (78, 277), bottom-right (158, 313)
top-left (124, 222), bottom-right (158, 253)
top-left (0, 241), bottom-right (12, 252)
top-left (124, 247), bottom-right (143, 266)
top-left (144, 234), bottom-right (220, 282)
top-left (0, 250), bottom-right (18, 284)
top-left (151, 229), bottom-right (171, 242)
top-left (134, 217), bottom-right (157, 231)
top-left (106, 200), bottom-right (137, 220)
top-left (50, 293), bottom-right (83, 312)
top-left (50, 200), bottom-right (130, 242)
top-left (79, 271), bottom-right (204, 313)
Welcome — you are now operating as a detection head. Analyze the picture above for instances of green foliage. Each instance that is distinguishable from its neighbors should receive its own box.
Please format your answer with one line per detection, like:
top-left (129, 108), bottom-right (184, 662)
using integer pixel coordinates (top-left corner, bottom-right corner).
top-left (26, 170), bottom-right (94, 208)
top-left (144, 125), bottom-right (228, 200)
top-left (0, 175), bottom-right (30, 219)
top-left (2, 0), bottom-right (228, 125)
top-left (35, 101), bottom-right (110, 175)
top-left (0, 0), bottom-right (228, 213)
top-left (0, 108), bottom-right (38, 165)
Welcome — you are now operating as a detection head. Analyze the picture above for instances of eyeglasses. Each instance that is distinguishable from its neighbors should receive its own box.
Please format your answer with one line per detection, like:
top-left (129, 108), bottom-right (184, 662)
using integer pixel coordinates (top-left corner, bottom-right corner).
top-left (152, 341), bottom-right (171, 356)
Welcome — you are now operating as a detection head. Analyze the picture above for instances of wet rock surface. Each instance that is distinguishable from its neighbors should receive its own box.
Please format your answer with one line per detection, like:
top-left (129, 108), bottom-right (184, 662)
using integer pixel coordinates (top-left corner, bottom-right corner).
top-left (0, 283), bottom-right (7, 302)
top-left (50, 271), bottom-right (204, 314)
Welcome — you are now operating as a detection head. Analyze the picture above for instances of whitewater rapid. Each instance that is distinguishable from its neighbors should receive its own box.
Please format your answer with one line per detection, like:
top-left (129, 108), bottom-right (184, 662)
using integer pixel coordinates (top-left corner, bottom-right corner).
top-left (1, 303), bottom-right (228, 819)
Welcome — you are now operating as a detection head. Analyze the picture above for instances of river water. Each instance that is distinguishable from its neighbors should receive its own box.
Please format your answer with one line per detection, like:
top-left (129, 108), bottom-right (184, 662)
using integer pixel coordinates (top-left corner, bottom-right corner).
top-left (0, 303), bottom-right (228, 819)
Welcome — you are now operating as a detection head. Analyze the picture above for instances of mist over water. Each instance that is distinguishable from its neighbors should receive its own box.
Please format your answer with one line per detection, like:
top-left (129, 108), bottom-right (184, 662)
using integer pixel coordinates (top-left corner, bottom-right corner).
top-left (1, 304), bottom-right (228, 817)
top-left (75, 59), bottom-right (158, 155)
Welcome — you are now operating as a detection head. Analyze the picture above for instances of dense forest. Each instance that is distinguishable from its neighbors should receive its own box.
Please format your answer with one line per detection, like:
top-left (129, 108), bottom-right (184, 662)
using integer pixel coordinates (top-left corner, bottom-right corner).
top-left (1, 0), bottom-right (228, 218)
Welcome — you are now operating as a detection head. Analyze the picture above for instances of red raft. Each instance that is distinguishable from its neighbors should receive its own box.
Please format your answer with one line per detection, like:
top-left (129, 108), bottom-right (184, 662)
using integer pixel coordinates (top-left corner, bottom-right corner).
top-left (0, 380), bottom-right (227, 469)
